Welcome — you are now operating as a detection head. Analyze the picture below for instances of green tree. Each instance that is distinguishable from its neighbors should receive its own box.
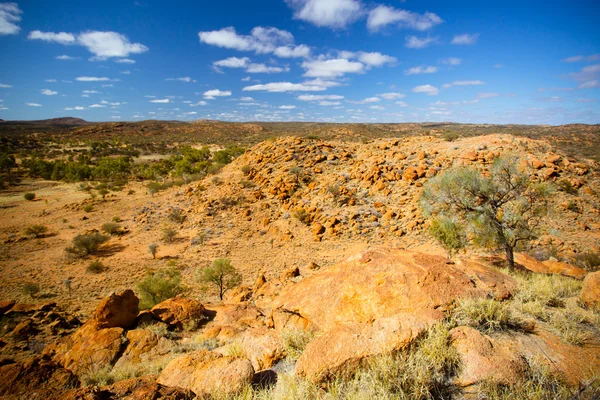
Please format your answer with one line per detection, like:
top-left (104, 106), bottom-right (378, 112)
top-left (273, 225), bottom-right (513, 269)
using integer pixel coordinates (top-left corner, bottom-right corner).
top-left (420, 155), bottom-right (552, 270)
top-left (136, 268), bottom-right (184, 309)
top-left (199, 258), bottom-right (242, 300)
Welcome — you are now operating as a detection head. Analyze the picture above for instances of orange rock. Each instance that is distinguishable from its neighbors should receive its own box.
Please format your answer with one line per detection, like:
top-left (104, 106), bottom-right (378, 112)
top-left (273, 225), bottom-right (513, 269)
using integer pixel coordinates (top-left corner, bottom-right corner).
top-left (0, 358), bottom-right (79, 399)
top-left (63, 376), bottom-right (194, 399)
top-left (92, 289), bottom-right (139, 330)
top-left (151, 297), bottom-right (205, 330)
top-left (581, 271), bottom-right (600, 308)
top-left (514, 253), bottom-right (587, 279)
top-left (114, 329), bottom-right (160, 366)
top-left (402, 167), bottom-right (418, 182)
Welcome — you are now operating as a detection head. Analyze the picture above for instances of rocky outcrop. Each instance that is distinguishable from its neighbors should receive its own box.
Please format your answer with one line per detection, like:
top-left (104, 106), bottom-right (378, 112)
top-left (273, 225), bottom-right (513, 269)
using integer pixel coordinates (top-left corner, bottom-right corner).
top-left (581, 271), bottom-right (600, 308)
top-left (92, 289), bottom-right (139, 330)
top-left (62, 375), bottom-right (194, 400)
top-left (157, 350), bottom-right (254, 397)
top-left (514, 253), bottom-right (587, 279)
top-left (151, 297), bottom-right (205, 330)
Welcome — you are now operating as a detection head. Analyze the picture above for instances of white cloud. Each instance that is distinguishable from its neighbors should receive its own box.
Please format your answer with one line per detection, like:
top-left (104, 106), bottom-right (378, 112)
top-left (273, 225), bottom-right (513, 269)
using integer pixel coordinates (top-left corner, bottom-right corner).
top-left (203, 89), bottom-right (232, 99)
top-left (405, 36), bottom-right (437, 49)
top-left (28, 30), bottom-right (76, 44)
top-left (562, 54), bottom-right (600, 63)
top-left (150, 99), bottom-right (170, 103)
top-left (120, 70), bottom-right (131, 75)
top-left (82, 90), bottom-right (99, 94)
top-left (199, 26), bottom-right (299, 57)
top-left (279, 105), bottom-right (296, 109)
top-left (190, 101), bottom-right (208, 106)
top-left (569, 64), bottom-right (600, 82)
top-left (297, 94), bottom-right (344, 101)
top-left (0, 2), bottom-right (22, 35)
top-left (302, 58), bottom-right (364, 78)
top-left (378, 92), bottom-right (405, 100)
top-left (26, 102), bottom-right (42, 107)
top-left (285, 0), bottom-right (362, 29)
top-left (319, 101), bottom-right (341, 106)
top-left (243, 82), bottom-right (327, 92)
top-left (241, 76), bottom-right (251, 82)
top-left (45, 79), bottom-right (57, 83)
top-left (367, 5), bottom-right (442, 32)
top-left (302, 78), bottom-right (341, 88)
top-left (442, 57), bottom-right (461, 66)
top-left (274, 44), bottom-right (310, 58)
top-left (451, 33), bottom-right (479, 45)
top-left (76, 76), bottom-right (109, 81)
top-left (476, 92), bottom-right (500, 99)
top-left (246, 63), bottom-right (288, 73)
top-left (115, 58), bottom-right (135, 64)
top-left (370, 105), bottom-right (385, 110)
top-left (56, 55), bottom-right (77, 60)
top-left (412, 84), bottom-right (439, 96)
top-left (348, 96), bottom-right (380, 104)
top-left (41, 89), bottom-right (57, 96)
top-left (89, 104), bottom-right (105, 108)
top-left (357, 51), bottom-right (396, 67)
top-left (166, 77), bottom-right (196, 82)
top-left (579, 80), bottom-right (599, 89)
top-left (0, 83), bottom-right (12, 88)
top-left (239, 97), bottom-right (255, 101)
top-left (214, 57), bottom-right (250, 68)
top-left (405, 66), bottom-right (437, 75)
top-left (102, 84), bottom-right (113, 87)
top-left (396, 101), bottom-right (409, 107)
top-left (442, 80), bottom-right (485, 89)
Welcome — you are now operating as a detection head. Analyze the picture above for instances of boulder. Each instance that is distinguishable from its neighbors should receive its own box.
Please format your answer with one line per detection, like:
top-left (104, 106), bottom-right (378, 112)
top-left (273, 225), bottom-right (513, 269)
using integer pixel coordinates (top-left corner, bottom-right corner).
top-left (238, 327), bottom-right (285, 371)
top-left (450, 326), bottom-right (527, 387)
top-left (62, 375), bottom-right (194, 400)
top-left (272, 249), bottom-right (516, 332)
top-left (92, 289), bottom-right (139, 330)
top-left (0, 300), bottom-right (15, 315)
top-left (581, 271), bottom-right (600, 308)
top-left (296, 312), bottom-right (434, 383)
top-left (114, 329), bottom-right (160, 367)
top-left (151, 297), bottom-right (205, 330)
top-left (514, 253), bottom-right (587, 279)
top-left (157, 350), bottom-right (254, 397)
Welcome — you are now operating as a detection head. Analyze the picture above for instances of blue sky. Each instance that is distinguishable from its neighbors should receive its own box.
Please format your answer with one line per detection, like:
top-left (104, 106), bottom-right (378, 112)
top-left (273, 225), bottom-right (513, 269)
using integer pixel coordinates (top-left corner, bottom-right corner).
top-left (0, 0), bottom-right (599, 124)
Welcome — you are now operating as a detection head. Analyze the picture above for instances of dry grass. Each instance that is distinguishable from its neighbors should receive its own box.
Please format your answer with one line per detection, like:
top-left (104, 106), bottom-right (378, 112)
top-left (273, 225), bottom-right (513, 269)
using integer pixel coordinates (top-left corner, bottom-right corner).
top-left (452, 297), bottom-right (523, 333)
top-left (280, 327), bottom-right (315, 361)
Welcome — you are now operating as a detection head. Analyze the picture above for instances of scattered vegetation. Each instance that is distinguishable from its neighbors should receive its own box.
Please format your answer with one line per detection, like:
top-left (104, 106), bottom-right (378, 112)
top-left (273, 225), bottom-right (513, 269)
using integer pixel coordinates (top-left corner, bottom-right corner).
top-left (23, 192), bottom-right (36, 201)
top-left (65, 232), bottom-right (110, 258)
top-left (198, 258), bottom-right (242, 300)
top-left (87, 260), bottom-right (106, 274)
top-left (24, 225), bottom-right (48, 238)
top-left (148, 243), bottom-right (159, 259)
top-left (281, 328), bottom-right (315, 360)
top-left (572, 252), bottom-right (600, 272)
top-left (427, 217), bottom-right (465, 258)
top-left (101, 222), bottom-right (121, 235)
top-left (168, 208), bottom-right (185, 224)
top-left (22, 282), bottom-right (40, 298)
top-left (136, 267), bottom-right (185, 309)
top-left (82, 204), bottom-right (94, 213)
top-left (453, 297), bottom-right (523, 333)
top-left (162, 227), bottom-right (177, 243)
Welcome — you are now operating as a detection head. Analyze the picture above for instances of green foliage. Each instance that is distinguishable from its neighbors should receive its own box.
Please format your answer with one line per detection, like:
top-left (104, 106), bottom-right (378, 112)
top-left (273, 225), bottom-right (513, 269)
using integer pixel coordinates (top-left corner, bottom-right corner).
top-left (22, 282), bottom-right (40, 298)
top-left (453, 298), bottom-right (523, 333)
top-left (168, 208), bottom-right (185, 223)
top-left (198, 258), bottom-right (242, 300)
top-left (101, 222), bottom-right (121, 235)
top-left (66, 232), bottom-right (110, 257)
top-left (556, 179), bottom-right (578, 194)
top-left (572, 252), bottom-right (600, 272)
top-left (148, 243), bottom-right (159, 259)
top-left (292, 208), bottom-right (310, 225)
top-left (87, 260), bottom-right (106, 273)
top-left (241, 164), bottom-right (251, 175)
top-left (82, 204), bottom-right (94, 212)
top-left (420, 155), bottom-right (552, 269)
top-left (136, 268), bottom-right (184, 309)
top-left (23, 192), bottom-right (36, 201)
top-left (24, 225), bottom-right (48, 238)
top-left (162, 227), bottom-right (177, 243)
top-left (442, 131), bottom-right (460, 142)
top-left (428, 216), bottom-right (466, 257)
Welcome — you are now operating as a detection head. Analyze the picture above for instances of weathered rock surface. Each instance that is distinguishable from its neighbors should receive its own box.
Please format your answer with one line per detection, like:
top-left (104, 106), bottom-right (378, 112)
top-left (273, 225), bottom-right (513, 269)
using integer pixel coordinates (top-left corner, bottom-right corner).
top-left (151, 297), bottom-right (205, 330)
top-left (514, 253), bottom-right (587, 279)
top-left (272, 248), bottom-right (516, 332)
top-left (581, 271), bottom-right (600, 308)
top-left (92, 289), bottom-right (139, 330)
top-left (215, 326), bottom-right (285, 371)
top-left (157, 350), bottom-right (254, 397)
top-left (62, 375), bottom-right (194, 400)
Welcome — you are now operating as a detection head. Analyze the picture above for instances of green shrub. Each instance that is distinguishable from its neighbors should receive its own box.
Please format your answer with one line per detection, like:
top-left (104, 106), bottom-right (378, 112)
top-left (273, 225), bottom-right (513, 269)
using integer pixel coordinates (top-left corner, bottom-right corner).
top-left (428, 216), bottom-right (466, 257)
top-left (22, 282), bottom-right (40, 298)
top-left (241, 165), bottom-right (251, 175)
top-left (24, 192), bottom-right (36, 201)
top-left (556, 179), bottom-right (577, 194)
top-left (24, 225), bottom-right (48, 238)
top-left (572, 252), bottom-right (600, 272)
top-left (162, 228), bottom-right (177, 243)
top-left (101, 222), bottom-right (121, 235)
top-left (136, 268), bottom-right (184, 309)
top-left (87, 260), bottom-right (106, 273)
top-left (168, 208), bottom-right (185, 224)
top-left (148, 243), bottom-right (159, 259)
top-left (442, 131), bottom-right (459, 142)
top-left (292, 208), bottom-right (310, 225)
top-left (66, 233), bottom-right (110, 257)
top-left (198, 258), bottom-right (242, 300)
top-left (82, 204), bottom-right (94, 213)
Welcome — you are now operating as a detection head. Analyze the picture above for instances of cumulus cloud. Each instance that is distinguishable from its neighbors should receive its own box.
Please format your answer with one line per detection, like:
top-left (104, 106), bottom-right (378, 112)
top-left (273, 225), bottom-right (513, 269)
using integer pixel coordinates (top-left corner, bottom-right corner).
top-left (243, 82), bottom-right (327, 92)
top-left (150, 99), bottom-right (170, 103)
top-left (378, 92), bottom-right (405, 100)
top-left (562, 54), bottom-right (600, 63)
top-left (45, 79), bottom-right (57, 83)
top-left (115, 58), bottom-right (135, 64)
top-left (319, 101), bottom-right (341, 106)
top-left (297, 94), bottom-right (344, 101)
top-left (442, 57), bottom-right (461, 66)
top-left (405, 66), bottom-right (437, 75)
top-left (405, 36), bottom-right (437, 49)
top-left (166, 77), bottom-right (196, 82)
top-left (56, 55), bottom-right (77, 60)
top-left (199, 26), bottom-right (300, 57)
top-left (26, 102), bottom-right (42, 107)
top-left (370, 105), bottom-right (385, 110)
top-left (28, 30), bottom-right (148, 59)
top-left (476, 92), bottom-right (500, 99)
top-left (41, 89), bottom-right (57, 95)
top-left (0, 2), bottom-right (22, 35)
top-left (274, 44), bottom-right (310, 58)
top-left (285, 0), bottom-right (362, 29)
top-left (412, 84), bottom-right (439, 95)
top-left (76, 76), bottom-right (110, 81)
top-left (302, 58), bottom-right (364, 78)
top-left (348, 97), bottom-right (380, 104)
top-left (89, 104), bottom-right (105, 108)
top-left (568, 64), bottom-right (600, 83)
top-left (367, 6), bottom-right (442, 32)
top-left (579, 80), bottom-right (599, 89)
top-left (190, 101), bottom-right (208, 106)
top-left (279, 105), bottom-right (296, 109)
top-left (451, 33), bottom-right (479, 45)
top-left (214, 57), bottom-right (250, 68)
top-left (203, 89), bottom-right (232, 99)
top-left (357, 51), bottom-right (396, 66)
top-left (442, 80), bottom-right (485, 89)
top-left (246, 63), bottom-right (289, 73)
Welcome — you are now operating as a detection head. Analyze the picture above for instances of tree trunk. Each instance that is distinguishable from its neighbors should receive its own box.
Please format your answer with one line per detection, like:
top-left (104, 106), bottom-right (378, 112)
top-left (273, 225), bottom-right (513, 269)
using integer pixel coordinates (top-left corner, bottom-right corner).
top-left (505, 245), bottom-right (515, 271)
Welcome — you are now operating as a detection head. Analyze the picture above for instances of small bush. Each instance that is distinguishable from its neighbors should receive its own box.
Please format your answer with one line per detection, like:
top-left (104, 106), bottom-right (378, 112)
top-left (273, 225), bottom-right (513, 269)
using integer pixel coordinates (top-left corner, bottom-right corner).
top-left (429, 216), bottom-right (466, 257)
top-left (136, 267), bottom-right (184, 309)
top-left (24, 225), bottom-right (48, 238)
top-left (556, 179), bottom-right (578, 194)
top-left (198, 258), bottom-right (242, 300)
top-left (239, 179), bottom-right (255, 188)
top-left (66, 232), bottom-right (110, 257)
top-left (292, 208), bottom-right (310, 225)
top-left (442, 131), bottom-right (460, 142)
top-left (87, 260), bottom-right (106, 273)
top-left (168, 208), bottom-right (185, 224)
top-left (82, 204), bottom-right (94, 213)
top-left (453, 298), bottom-right (522, 333)
top-left (566, 200), bottom-right (581, 213)
top-left (148, 243), bottom-right (159, 259)
top-left (24, 192), bottom-right (36, 201)
top-left (112, 216), bottom-right (122, 222)
top-left (572, 252), bottom-right (600, 272)
top-left (241, 165), bottom-right (251, 175)
top-left (101, 222), bottom-right (121, 235)
top-left (162, 227), bottom-right (177, 243)
top-left (22, 282), bottom-right (40, 298)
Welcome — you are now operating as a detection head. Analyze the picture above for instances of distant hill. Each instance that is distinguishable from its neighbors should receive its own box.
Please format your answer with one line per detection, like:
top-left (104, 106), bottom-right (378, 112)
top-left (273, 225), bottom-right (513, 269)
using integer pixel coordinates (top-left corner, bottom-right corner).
top-left (0, 117), bottom-right (89, 126)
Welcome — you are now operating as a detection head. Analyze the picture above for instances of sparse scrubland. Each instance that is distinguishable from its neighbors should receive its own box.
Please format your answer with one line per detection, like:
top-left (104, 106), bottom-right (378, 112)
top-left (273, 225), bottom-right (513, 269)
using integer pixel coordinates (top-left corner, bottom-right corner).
top-left (1, 121), bottom-right (600, 398)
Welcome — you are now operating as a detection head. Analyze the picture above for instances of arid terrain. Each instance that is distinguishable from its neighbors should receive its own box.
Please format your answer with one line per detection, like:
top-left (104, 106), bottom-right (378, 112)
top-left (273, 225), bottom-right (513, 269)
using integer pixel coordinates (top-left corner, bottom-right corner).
top-left (0, 120), bottom-right (599, 399)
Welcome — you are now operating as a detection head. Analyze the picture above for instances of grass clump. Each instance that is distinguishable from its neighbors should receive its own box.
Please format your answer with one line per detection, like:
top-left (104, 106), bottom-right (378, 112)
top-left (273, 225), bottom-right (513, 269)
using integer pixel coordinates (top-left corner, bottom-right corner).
top-left (23, 192), bottom-right (36, 201)
top-left (453, 298), bottom-right (522, 333)
top-left (101, 222), bottom-right (121, 235)
top-left (82, 204), bottom-right (94, 213)
top-left (24, 225), bottom-right (48, 238)
top-left (162, 227), bottom-right (177, 243)
top-left (281, 328), bottom-right (315, 360)
top-left (148, 242), bottom-right (159, 259)
top-left (65, 232), bottom-right (110, 258)
top-left (87, 260), bottom-right (106, 274)
top-left (136, 267), bottom-right (184, 309)
top-left (168, 208), bottom-right (186, 223)
top-left (22, 282), bottom-right (40, 298)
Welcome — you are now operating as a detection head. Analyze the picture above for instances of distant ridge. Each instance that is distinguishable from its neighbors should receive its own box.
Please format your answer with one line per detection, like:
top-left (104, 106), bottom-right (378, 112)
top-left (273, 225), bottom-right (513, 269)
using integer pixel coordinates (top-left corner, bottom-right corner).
top-left (0, 117), bottom-right (89, 126)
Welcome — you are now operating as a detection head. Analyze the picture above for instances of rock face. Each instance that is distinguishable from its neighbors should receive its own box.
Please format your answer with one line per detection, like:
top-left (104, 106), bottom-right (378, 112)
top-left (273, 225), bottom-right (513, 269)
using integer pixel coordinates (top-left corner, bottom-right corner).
top-left (580, 271), bottom-right (600, 308)
top-left (272, 248), bottom-right (516, 332)
top-left (151, 297), bottom-right (206, 330)
top-left (62, 376), bottom-right (194, 400)
top-left (157, 350), bottom-right (254, 397)
top-left (92, 289), bottom-right (139, 330)
top-left (514, 253), bottom-right (587, 279)
top-left (296, 313), bottom-right (434, 383)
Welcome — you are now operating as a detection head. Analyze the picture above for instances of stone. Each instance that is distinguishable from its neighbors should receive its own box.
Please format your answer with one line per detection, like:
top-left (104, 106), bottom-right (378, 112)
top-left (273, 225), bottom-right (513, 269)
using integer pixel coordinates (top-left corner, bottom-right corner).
top-left (157, 350), bottom-right (254, 397)
top-left (92, 289), bottom-right (139, 330)
top-left (514, 253), bottom-right (587, 279)
top-left (62, 376), bottom-right (194, 400)
top-left (239, 327), bottom-right (285, 371)
top-left (114, 329), bottom-right (160, 366)
top-left (151, 297), bottom-right (205, 330)
top-left (580, 271), bottom-right (600, 308)
top-left (0, 300), bottom-right (15, 315)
